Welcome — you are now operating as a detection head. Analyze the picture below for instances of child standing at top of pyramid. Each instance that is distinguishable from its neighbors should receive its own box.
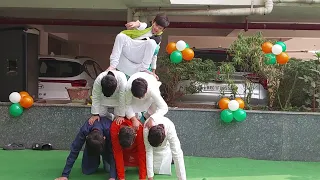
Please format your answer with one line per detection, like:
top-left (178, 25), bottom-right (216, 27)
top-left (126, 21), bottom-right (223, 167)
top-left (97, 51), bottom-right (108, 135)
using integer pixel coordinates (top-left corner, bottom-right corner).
top-left (106, 13), bottom-right (170, 79)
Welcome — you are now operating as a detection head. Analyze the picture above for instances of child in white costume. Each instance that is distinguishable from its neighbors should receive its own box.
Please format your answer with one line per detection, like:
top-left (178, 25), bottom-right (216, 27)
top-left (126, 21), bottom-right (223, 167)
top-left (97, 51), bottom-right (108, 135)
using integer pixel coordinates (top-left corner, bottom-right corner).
top-left (143, 115), bottom-right (187, 180)
top-left (124, 72), bottom-right (168, 129)
top-left (107, 13), bottom-right (170, 77)
top-left (89, 70), bottom-right (127, 123)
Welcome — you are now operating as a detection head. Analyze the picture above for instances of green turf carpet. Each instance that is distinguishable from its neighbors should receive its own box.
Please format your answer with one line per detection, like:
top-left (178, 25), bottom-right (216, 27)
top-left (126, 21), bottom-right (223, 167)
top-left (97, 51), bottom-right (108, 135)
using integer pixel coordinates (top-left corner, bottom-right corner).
top-left (0, 150), bottom-right (320, 180)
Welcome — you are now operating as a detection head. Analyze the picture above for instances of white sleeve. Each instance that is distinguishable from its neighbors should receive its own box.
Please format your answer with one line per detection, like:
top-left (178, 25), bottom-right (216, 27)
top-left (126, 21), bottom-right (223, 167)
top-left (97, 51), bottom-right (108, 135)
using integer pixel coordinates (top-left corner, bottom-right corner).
top-left (150, 55), bottom-right (157, 70)
top-left (137, 22), bottom-right (148, 30)
top-left (167, 122), bottom-right (187, 180)
top-left (125, 86), bottom-right (136, 119)
top-left (150, 89), bottom-right (168, 119)
top-left (91, 77), bottom-right (102, 115)
top-left (117, 72), bottom-right (127, 117)
top-left (143, 127), bottom-right (155, 178)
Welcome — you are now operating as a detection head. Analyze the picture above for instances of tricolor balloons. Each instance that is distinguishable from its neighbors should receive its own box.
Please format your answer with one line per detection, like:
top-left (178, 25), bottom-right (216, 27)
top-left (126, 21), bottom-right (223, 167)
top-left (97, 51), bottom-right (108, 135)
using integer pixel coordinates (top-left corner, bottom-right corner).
top-left (218, 97), bottom-right (247, 123)
top-left (166, 40), bottom-right (194, 64)
top-left (261, 41), bottom-right (289, 65)
top-left (8, 91), bottom-right (34, 117)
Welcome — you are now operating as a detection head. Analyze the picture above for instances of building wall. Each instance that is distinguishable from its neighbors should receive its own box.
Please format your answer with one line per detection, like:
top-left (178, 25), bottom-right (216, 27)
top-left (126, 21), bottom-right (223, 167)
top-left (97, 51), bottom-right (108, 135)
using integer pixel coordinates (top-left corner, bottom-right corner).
top-left (78, 44), bottom-right (113, 69)
top-left (33, 24), bottom-right (320, 68)
top-left (1, 103), bottom-right (320, 162)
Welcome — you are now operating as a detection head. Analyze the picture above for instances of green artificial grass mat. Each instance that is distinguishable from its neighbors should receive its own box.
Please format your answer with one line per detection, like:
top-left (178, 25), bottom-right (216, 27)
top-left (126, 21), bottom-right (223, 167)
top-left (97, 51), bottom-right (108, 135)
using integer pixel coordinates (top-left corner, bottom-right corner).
top-left (0, 150), bottom-right (320, 180)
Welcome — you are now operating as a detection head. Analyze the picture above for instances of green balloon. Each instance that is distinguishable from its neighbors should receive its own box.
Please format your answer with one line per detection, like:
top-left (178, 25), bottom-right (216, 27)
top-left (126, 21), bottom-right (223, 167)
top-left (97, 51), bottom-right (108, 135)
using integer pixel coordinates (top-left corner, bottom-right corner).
top-left (264, 53), bottom-right (276, 65)
top-left (220, 109), bottom-right (234, 123)
top-left (275, 41), bottom-right (286, 52)
top-left (233, 109), bottom-right (247, 122)
top-left (9, 103), bottom-right (23, 117)
top-left (170, 50), bottom-right (183, 64)
top-left (186, 43), bottom-right (190, 48)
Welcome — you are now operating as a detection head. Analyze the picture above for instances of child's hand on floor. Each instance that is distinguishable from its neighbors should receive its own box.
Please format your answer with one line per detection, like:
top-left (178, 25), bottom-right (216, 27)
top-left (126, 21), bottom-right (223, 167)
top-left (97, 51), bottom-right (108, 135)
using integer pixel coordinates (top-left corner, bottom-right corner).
top-left (54, 177), bottom-right (68, 180)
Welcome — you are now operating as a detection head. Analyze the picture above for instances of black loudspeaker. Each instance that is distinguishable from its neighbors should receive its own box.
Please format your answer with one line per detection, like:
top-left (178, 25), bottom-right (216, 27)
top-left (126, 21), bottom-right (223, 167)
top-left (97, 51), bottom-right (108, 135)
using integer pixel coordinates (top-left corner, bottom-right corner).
top-left (0, 26), bottom-right (39, 102)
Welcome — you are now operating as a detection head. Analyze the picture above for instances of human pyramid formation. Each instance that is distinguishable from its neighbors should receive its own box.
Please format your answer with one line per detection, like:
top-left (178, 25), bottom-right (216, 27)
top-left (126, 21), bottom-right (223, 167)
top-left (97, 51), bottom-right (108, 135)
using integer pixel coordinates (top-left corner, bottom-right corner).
top-left (55, 13), bottom-right (187, 180)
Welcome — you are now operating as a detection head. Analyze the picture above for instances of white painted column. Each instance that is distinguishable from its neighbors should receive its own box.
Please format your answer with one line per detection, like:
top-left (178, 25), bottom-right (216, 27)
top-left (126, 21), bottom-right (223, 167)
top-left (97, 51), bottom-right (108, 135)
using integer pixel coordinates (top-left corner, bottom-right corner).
top-left (31, 25), bottom-right (48, 55)
top-left (127, 8), bottom-right (134, 22)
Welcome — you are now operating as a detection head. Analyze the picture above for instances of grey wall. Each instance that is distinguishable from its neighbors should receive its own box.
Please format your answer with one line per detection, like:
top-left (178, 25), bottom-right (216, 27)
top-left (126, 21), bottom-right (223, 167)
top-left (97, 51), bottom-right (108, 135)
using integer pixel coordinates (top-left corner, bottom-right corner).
top-left (1, 103), bottom-right (320, 162)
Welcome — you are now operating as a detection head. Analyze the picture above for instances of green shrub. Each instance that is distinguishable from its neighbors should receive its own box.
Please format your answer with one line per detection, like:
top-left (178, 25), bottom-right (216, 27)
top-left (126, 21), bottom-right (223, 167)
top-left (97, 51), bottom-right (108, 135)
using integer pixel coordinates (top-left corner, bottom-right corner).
top-left (156, 55), bottom-right (217, 103)
top-left (275, 58), bottom-right (314, 109)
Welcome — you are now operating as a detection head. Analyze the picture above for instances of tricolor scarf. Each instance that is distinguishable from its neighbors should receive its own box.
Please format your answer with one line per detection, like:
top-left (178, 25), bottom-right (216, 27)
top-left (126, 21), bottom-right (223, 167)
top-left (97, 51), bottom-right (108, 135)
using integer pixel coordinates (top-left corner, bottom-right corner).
top-left (121, 26), bottom-right (163, 39)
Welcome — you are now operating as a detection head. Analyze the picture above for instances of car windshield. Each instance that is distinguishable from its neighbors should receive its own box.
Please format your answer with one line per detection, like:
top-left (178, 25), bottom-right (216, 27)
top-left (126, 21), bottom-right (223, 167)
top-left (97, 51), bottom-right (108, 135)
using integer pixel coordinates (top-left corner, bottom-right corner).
top-left (194, 49), bottom-right (242, 72)
top-left (39, 59), bottom-right (83, 78)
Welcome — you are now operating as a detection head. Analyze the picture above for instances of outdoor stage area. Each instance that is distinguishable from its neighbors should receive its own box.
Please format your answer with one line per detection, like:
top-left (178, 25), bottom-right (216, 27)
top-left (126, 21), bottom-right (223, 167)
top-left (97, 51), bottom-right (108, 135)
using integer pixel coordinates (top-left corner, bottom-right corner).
top-left (0, 150), bottom-right (319, 180)
top-left (1, 103), bottom-right (320, 179)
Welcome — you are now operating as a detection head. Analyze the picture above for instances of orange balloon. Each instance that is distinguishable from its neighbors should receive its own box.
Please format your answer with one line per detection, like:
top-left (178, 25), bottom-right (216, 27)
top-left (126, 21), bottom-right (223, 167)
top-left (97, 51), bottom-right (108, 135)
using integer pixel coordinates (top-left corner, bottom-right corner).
top-left (20, 95), bottom-right (34, 108)
top-left (166, 42), bottom-right (177, 54)
top-left (235, 97), bottom-right (245, 109)
top-left (276, 52), bottom-right (289, 64)
top-left (182, 48), bottom-right (194, 61)
top-left (19, 91), bottom-right (30, 98)
top-left (218, 97), bottom-right (230, 110)
top-left (261, 42), bottom-right (273, 54)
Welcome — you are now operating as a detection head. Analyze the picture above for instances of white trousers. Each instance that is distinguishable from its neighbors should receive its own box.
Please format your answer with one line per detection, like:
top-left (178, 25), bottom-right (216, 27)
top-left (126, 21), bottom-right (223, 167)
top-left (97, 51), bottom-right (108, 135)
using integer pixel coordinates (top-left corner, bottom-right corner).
top-left (110, 33), bottom-right (158, 76)
top-left (98, 106), bottom-right (121, 120)
top-left (153, 141), bottom-right (172, 175)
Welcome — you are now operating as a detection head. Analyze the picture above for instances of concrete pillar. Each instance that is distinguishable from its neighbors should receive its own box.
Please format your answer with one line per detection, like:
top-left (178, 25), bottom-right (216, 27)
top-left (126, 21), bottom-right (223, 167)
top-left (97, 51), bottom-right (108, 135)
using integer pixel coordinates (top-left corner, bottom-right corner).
top-left (127, 8), bottom-right (134, 22)
top-left (31, 25), bottom-right (48, 55)
top-left (39, 31), bottom-right (48, 55)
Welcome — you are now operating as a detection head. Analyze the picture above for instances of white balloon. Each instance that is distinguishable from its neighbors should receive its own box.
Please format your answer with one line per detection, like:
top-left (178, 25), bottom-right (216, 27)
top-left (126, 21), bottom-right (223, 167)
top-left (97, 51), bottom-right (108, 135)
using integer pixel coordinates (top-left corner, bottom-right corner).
top-left (228, 100), bottom-right (240, 111)
top-left (9, 92), bottom-right (21, 103)
top-left (272, 44), bottom-right (282, 55)
top-left (176, 40), bottom-right (187, 51)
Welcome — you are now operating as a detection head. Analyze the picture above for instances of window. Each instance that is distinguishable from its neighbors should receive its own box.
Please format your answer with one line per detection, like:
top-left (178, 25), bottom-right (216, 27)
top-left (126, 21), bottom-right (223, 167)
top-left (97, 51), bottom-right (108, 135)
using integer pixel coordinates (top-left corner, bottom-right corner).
top-left (83, 61), bottom-right (98, 79)
top-left (39, 59), bottom-right (83, 78)
top-left (194, 49), bottom-right (231, 63)
top-left (94, 62), bottom-right (103, 75)
top-left (194, 49), bottom-right (242, 72)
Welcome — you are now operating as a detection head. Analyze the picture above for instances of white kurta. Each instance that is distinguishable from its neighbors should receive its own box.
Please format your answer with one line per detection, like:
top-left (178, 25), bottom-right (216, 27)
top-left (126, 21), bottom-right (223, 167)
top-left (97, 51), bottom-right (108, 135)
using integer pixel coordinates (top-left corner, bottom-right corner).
top-left (91, 70), bottom-right (127, 118)
top-left (143, 115), bottom-right (187, 180)
top-left (109, 22), bottom-right (159, 76)
top-left (125, 72), bottom-right (168, 119)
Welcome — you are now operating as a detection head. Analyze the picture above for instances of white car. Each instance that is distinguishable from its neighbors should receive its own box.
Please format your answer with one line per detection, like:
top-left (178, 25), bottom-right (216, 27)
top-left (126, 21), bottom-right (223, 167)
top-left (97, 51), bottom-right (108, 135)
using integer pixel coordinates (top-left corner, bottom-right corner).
top-left (173, 48), bottom-right (268, 105)
top-left (176, 72), bottom-right (268, 105)
top-left (38, 55), bottom-right (103, 100)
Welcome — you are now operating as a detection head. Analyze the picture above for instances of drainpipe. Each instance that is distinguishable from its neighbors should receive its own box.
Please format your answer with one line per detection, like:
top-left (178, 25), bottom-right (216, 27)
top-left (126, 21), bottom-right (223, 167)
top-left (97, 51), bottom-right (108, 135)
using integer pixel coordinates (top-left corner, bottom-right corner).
top-left (168, 22), bottom-right (320, 30)
top-left (273, 0), bottom-right (320, 3)
top-left (2, 17), bottom-right (320, 31)
top-left (134, 0), bottom-right (273, 17)
top-left (0, 17), bottom-right (127, 26)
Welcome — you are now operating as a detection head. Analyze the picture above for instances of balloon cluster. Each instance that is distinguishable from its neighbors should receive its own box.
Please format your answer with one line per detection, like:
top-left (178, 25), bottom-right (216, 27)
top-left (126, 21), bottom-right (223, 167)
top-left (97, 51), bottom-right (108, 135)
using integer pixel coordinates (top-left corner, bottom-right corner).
top-left (218, 97), bottom-right (247, 123)
top-left (166, 40), bottom-right (194, 64)
top-left (261, 41), bottom-right (289, 65)
top-left (8, 91), bottom-right (34, 117)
